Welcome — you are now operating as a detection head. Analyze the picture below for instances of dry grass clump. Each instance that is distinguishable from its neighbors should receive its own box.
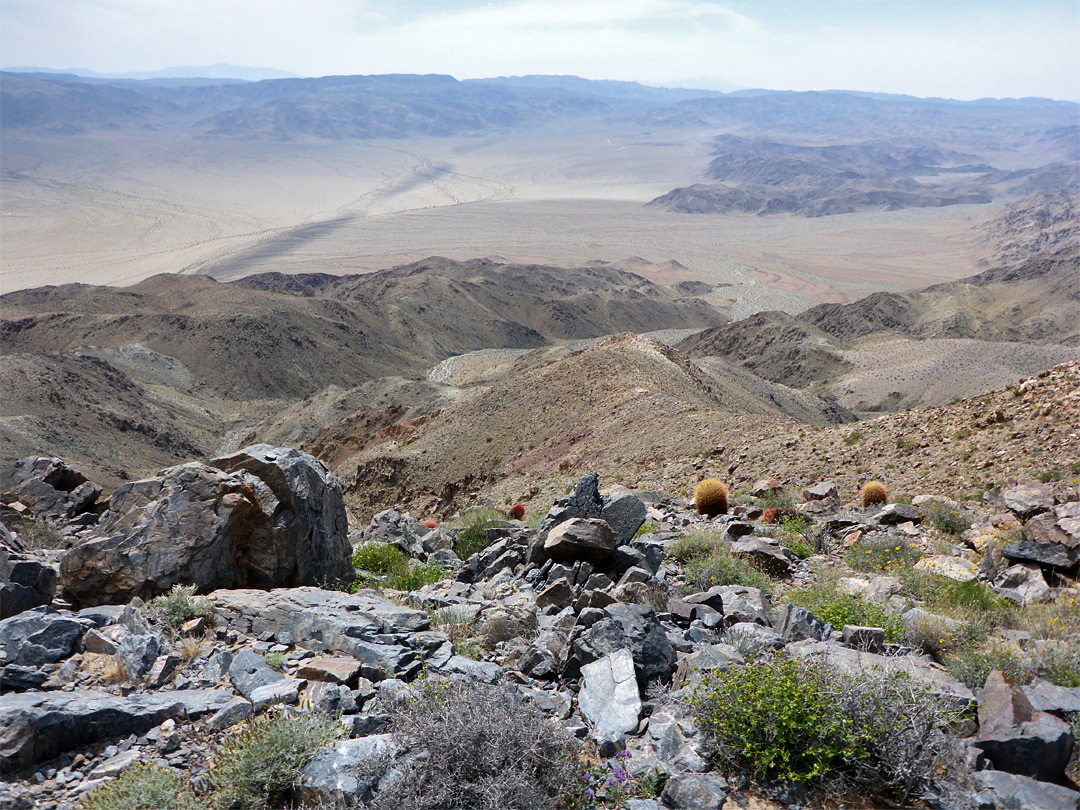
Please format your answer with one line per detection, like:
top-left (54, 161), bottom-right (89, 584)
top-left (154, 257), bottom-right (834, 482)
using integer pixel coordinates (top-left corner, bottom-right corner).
top-left (694, 478), bottom-right (728, 517)
top-left (860, 480), bottom-right (888, 507)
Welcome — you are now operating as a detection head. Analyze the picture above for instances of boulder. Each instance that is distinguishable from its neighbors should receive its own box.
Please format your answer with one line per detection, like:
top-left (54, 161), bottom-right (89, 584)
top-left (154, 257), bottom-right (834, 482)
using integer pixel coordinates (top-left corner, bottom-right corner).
top-left (724, 622), bottom-right (784, 654)
top-left (115, 634), bottom-right (161, 682)
top-left (842, 625), bottom-right (885, 653)
top-left (600, 492), bottom-right (647, 545)
top-left (729, 537), bottom-right (794, 576)
top-left (295, 735), bottom-right (400, 807)
top-left (528, 472), bottom-right (604, 563)
top-left (772, 603), bottom-right (830, 642)
top-left (0, 456), bottom-right (101, 523)
top-left (1003, 540), bottom-right (1079, 569)
top-left (803, 481), bottom-right (839, 502)
top-left (913, 555), bottom-right (980, 582)
top-left (0, 688), bottom-right (233, 770)
top-left (296, 656), bottom-right (362, 685)
top-left (751, 479), bottom-right (784, 498)
top-left (572, 603), bottom-right (675, 686)
top-left (535, 577), bottom-right (575, 611)
top-left (578, 649), bottom-right (641, 743)
top-left (973, 770), bottom-right (1079, 810)
top-left (544, 518), bottom-right (618, 564)
top-left (1002, 482), bottom-right (1055, 519)
top-left (0, 544), bottom-right (57, 619)
top-left (60, 445), bottom-right (354, 606)
top-left (0, 606), bottom-right (86, 668)
top-left (359, 509), bottom-right (428, 557)
top-left (229, 649), bottom-right (286, 699)
top-left (660, 774), bottom-right (729, 810)
top-left (975, 670), bottom-right (1074, 783)
top-left (872, 503), bottom-right (922, 526)
top-left (995, 563), bottom-right (1052, 605)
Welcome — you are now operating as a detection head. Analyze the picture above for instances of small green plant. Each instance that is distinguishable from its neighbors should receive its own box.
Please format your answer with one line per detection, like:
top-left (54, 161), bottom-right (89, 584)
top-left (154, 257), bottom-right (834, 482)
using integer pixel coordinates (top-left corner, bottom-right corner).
top-left (668, 531), bottom-right (719, 564)
top-left (786, 585), bottom-right (904, 642)
top-left (453, 507), bottom-right (505, 560)
top-left (684, 545), bottom-right (775, 596)
top-left (691, 654), bottom-right (959, 800)
top-left (843, 430), bottom-right (863, 445)
top-left (925, 502), bottom-right (972, 536)
top-left (78, 763), bottom-right (206, 810)
top-left (777, 515), bottom-right (813, 559)
top-left (210, 709), bottom-right (345, 810)
top-left (844, 537), bottom-right (923, 575)
top-left (385, 562), bottom-right (446, 592)
top-left (1037, 469), bottom-right (1062, 483)
top-left (6, 514), bottom-right (65, 551)
top-left (634, 521), bottom-right (658, 538)
top-left (757, 489), bottom-right (795, 510)
top-left (264, 651), bottom-right (285, 671)
top-left (144, 584), bottom-right (213, 629)
top-left (430, 607), bottom-right (485, 660)
top-left (567, 750), bottom-right (661, 809)
top-left (352, 542), bottom-right (409, 576)
top-left (351, 543), bottom-right (446, 592)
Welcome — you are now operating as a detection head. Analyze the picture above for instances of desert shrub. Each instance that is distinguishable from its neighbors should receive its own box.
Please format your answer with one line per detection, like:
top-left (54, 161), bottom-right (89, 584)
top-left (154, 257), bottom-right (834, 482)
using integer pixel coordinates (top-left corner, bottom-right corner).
top-left (367, 679), bottom-right (579, 810)
top-left (944, 645), bottom-right (1027, 690)
top-left (694, 478), bottom-right (728, 517)
top-left (684, 545), bottom-right (774, 596)
top-left (453, 507), bottom-right (505, 560)
top-left (860, 480), bottom-right (888, 508)
top-left (78, 763), bottom-right (206, 810)
top-left (903, 613), bottom-right (986, 656)
top-left (925, 502), bottom-right (972, 536)
top-left (566, 750), bottom-right (664, 809)
top-left (786, 585), bottom-right (904, 642)
top-left (777, 515), bottom-right (813, 559)
top-left (843, 430), bottom-right (863, 445)
top-left (144, 584), bottom-right (213, 628)
top-left (692, 654), bottom-right (960, 800)
top-left (634, 521), bottom-right (658, 538)
top-left (6, 514), bottom-right (65, 551)
top-left (264, 651), bottom-right (285, 671)
top-left (845, 537), bottom-right (923, 575)
top-left (210, 709), bottom-right (345, 810)
top-left (430, 607), bottom-right (484, 660)
top-left (351, 543), bottom-right (446, 592)
top-left (668, 531), bottom-right (720, 564)
top-left (757, 489), bottom-right (795, 510)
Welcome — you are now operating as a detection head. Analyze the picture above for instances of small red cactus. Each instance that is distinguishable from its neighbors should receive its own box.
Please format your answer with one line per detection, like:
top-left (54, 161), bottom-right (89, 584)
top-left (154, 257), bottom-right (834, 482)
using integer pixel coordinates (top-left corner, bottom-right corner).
top-left (420, 518), bottom-right (439, 530)
top-left (761, 507), bottom-right (780, 524)
top-left (508, 503), bottom-right (526, 520)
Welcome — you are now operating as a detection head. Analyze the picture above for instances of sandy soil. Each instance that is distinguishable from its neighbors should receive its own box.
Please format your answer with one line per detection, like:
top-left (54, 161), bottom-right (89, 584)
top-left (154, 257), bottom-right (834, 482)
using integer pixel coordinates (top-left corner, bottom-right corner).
top-left (2, 130), bottom-right (1000, 308)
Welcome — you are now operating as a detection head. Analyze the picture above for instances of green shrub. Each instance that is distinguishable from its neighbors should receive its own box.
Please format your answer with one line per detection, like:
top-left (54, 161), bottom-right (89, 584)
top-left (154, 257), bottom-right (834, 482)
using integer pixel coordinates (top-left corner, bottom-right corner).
top-left (925, 502), bottom-right (972, 536)
top-left (210, 710), bottom-right (345, 810)
top-left (777, 515), bottom-right (813, 558)
top-left (757, 489), bottom-right (795, 510)
top-left (352, 543), bottom-right (409, 576)
top-left (144, 584), bottom-right (213, 629)
top-left (634, 521), bottom-right (658, 538)
top-left (844, 537), bottom-right (923, 575)
top-left (351, 543), bottom-right (447, 593)
top-left (692, 654), bottom-right (959, 800)
top-left (944, 646), bottom-right (1027, 690)
top-left (786, 586), bottom-right (904, 642)
top-left (264, 651), bottom-right (285, 671)
top-left (684, 545), bottom-right (774, 596)
top-left (367, 679), bottom-right (579, 810)
top-left (843, 430), bottom-right (863, 446)
top-left (384, 562), bottom-right (446, 592)
top-left (453, 508), bottom-right (505, 560)
top-left (668, 531), bottom-right (719, 564)
top-left (78, 763), bottom-right (206, 810)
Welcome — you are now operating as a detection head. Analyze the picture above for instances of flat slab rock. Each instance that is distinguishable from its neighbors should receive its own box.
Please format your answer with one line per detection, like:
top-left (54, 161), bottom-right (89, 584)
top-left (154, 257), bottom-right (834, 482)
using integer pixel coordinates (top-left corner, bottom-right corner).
top-left (211, 587), bottom-right (429, 681)
top-left (0, 688), bottom-right (234, 770)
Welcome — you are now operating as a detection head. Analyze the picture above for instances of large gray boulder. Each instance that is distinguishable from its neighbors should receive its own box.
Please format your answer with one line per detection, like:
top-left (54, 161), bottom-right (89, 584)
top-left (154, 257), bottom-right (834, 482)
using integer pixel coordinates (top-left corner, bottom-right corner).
top-left (600, 492), bottom-right (647, 545)
top-left (528, 472), bottom-right (604, 563)
top-left (295, 735), bottom-right (401, 807)
top-left (1002, 481), bottom-right (1055, 519)
top-left (973, 770), bottom-right (1080, 810)
top-left (1, 540), bottom-right (57, 619)
top-left (59, 446), bottom-right (353, 606)
top-left (572, 603), bottom-right (675, 687)
top-left (544, 518), bottom-right (618, 564)
top-left (0, 688), bottom-right (233, 770)
top-left (0, 606), bottom-right (87, 669)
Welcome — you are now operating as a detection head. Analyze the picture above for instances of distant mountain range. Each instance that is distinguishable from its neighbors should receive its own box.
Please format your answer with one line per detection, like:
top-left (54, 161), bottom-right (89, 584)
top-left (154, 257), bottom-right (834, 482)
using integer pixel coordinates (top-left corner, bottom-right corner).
top-left (2, 63), bottom-right (300, 82)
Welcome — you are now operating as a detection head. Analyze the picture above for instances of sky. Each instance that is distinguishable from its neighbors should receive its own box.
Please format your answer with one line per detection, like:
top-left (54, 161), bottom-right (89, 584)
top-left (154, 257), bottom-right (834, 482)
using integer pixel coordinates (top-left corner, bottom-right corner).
top-left (2, 0), bottom-right (1078, 101)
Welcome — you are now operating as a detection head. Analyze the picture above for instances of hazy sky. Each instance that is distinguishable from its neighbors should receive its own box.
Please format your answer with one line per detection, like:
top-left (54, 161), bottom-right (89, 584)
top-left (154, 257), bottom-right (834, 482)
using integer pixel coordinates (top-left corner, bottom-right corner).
top-left (2, 0), bottom-right (1078, 100)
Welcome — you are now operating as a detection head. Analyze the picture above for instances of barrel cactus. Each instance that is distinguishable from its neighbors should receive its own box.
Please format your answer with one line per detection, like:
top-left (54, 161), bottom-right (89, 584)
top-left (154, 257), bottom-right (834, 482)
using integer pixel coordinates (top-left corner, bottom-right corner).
top-left (694, 478), bottom-right (728, 517)
top-left (860, 480), bottom-right (888, 507)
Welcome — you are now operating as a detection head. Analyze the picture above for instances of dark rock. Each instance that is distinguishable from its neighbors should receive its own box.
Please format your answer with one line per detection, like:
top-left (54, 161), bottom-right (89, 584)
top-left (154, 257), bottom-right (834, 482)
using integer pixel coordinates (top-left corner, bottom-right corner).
top-left (60, 445), bottom-right (353, 606)
top-left (729, 537), bottom-right (794, 575)
top-left (842, 625), bottom-right (885, 653)
top-left (601, 492), bottom-right (647, 545)
top-left (660, 773), bottom-right (729, 810)
top-left (1002, 482), bottom-right (1055, 519)
top-left (1003, 540), bottom-right (1079, 569)
top-left (0, 688), bottom-right (234, 769)
top-left (145, 653), bottom-right (180, 688)
top-left (0, 606), bottom-right (86, 668)
top-left (802, 481), bottom-right (839, 502)
top-left (873, 503), bottom-right (922, 525)
top-left (578, 649), bottom-right (641, 743)
top-left (116, 634), bottom-right (161, 681)
top-left (228, 649), bottom-right (286, 699)
top-left (528, 472), bottom-right (604, 563)
top-left (772, 603), bottom-right (830, 642)
top-left (0, 457), bottom-right (101, 523)
top-left (295, 735), bottom-right (400, 807)
top-left (574, 603), bottom-right (675, 686)
top-left (544, 518), bottom-right (618, 564)
top-left (724, 521), bottom-right (754, 538)
top-left (536, 577), bottom-right (575, 611)
top-left (0, 545), bottom-right (57, 619)
top-left (973, 770), bottom-right (1079, 810)
top-left (0, 665), bottom-right (48, 691)
top-left (207, 697), bottom-right (253, 730)
top-left (975, 670), bottom-right (1074, 782)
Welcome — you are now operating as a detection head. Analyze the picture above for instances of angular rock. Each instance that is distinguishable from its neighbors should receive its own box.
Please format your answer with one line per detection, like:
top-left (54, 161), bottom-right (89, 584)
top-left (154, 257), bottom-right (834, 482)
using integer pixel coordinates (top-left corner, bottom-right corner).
top-left (640, 711), bottom-right (707, 773)
top-left (304, 681), bottom-right (357, 715)
top-left (995, 564), bottom-right (1052, 605)
top-left (0, 544), bottom-right (57, 619)
top-left (250, 678), bottom-right (305, 709)
top-left (207, 697), bottom-right (253, 730)
top-left (0, 456), bottom-right (101, 523)
top-left (536, 577), bottom-right (575, 611)
top-left (914, 555), bottom-right (980, 581)
top-left (146, 653), bottom-right (180, 688)
top-left (873, 503), bottom-right (921, 526)
top-left (1003, 540), bottom-right (1079, 569)
top-left (579, 649), bottom-right (641, 742)
top-left (803, 481), bottom-right (838, 502)
top-left (974, 770), bottom-right (1079, 810)
top-left (229, 649), bottom-right (286, 698)
top-left (60, 445), bottom-right (353, 606)
top-left (0, 606), bottom-right (86, 667)
top-left (212, 588), bottom-right (425, 682)
top-left (529, 472), bottom-right (604, 563)
top-left (360, 509), bottom-right (427, 556)
top-left (601, 492), bottom-right (647, 545)
top-left (1002, 482), bottom-right (1055, 519)
top-left (1022, 679), bottom-right (1080, 715)
top-left (1022, 512), bottom-right (1075, 548)
top-left (724, 621), bottom-right (784, 654)
top-left (772, 603), bottom-right (830, 642)
top-left (544, 518), bottom-right (618, 564)
top-left (295, 735), bottom-right (400, 807)
top-left (729, 537), bottom-right (794, 575)
top-left (673, 643), bottom-right (744, 689)
top-left (296, 656), bottom-right (362, 685)
top-left (0, 688), bottom-right (233, 769)
top-left (975, 670), bottom-right (1074, 782)
top-left (574, 603), bottom-right (675, 686)
top-left (842, 625), bottom-right (885, 653)
top-left (116, 634), bottom-right (161, 681)
top-left (751, 479), bottom-right (784, 498)
top-left (660, 773), bottom-right (729, 810)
